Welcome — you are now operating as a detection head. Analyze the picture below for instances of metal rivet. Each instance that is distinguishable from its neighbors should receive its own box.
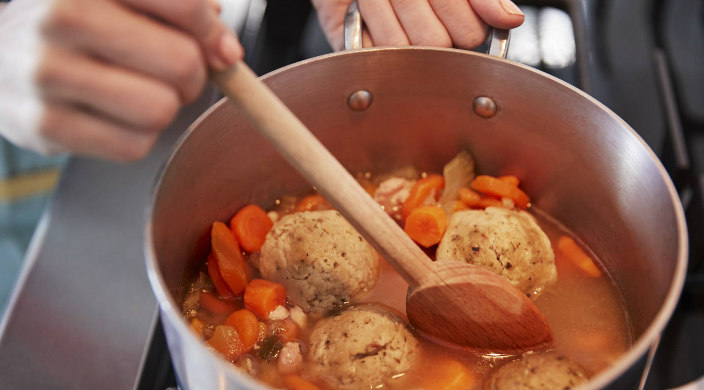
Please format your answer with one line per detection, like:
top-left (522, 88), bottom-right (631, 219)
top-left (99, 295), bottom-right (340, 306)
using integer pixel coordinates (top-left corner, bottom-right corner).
top-left (347, 90), bottom-right (373, 111)
top-left (473, 96), bottom-right (497, 118)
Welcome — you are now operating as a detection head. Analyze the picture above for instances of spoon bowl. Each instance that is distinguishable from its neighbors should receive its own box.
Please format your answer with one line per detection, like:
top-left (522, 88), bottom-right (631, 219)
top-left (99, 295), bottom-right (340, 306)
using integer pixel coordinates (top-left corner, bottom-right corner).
top-left (407, 261), bottom-right (552, 352)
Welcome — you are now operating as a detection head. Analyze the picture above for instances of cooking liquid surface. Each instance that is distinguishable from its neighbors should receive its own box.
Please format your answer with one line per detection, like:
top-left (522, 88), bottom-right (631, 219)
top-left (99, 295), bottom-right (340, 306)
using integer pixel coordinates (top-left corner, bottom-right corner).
top-left (354, 208), bottom-right (633, 388)
top-left (184, 181), bottom-right (633, 390)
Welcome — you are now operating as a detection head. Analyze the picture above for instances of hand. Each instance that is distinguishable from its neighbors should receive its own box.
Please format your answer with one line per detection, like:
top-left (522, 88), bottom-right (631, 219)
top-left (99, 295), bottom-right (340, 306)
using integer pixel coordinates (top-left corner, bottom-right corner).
top-left (0, 0), bottom-right (243, 161)
top-left (313, 0), bottom-right (525, 51)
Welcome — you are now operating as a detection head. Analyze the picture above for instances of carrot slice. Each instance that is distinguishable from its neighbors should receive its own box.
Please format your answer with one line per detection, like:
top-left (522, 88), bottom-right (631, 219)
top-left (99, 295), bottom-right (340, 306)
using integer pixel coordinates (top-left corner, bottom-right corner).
top-left (471, 175), bottom-right (530, 209)
top-left (419, 357), bottom-right (476, 390)
top-left (404, 205), bottom-right (447, 248)
top-left (476, 196), bottom-right (504, 209)
top-left (295, 195), bottom-right (332, 212)
top-left (207, 253), bottom-right (234, 298)
top-left (283, 375), bottom-right (321, 390)
top-left (498, 175), bottom-right (520, 187)
top-left (231, 204), bottom-right (274, 252)
top-left (200, 291), bottom-right (238, 314)
top-left (557, 235), bottom-right (602, 277)
top-left (211, 221), bottom-right (251, 295)
top-left (461, 187), bottom-right (505, 209)
top-left (402, 174), bottom-right (445, 220)
top-left (244, 279), bottom-right (288, 319)
top-left (207, 325), bottom-right (243, 360)
top-left (225, 310), bottom-right (259, 352)
top-left (452, 200), bottom-right (468, 212)
top-left (458, 187), bottom-right (481, 207)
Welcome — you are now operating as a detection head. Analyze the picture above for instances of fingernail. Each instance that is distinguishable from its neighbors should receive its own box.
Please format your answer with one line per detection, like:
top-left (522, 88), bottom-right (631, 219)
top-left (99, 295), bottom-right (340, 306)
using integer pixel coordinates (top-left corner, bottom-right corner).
top-left (217, 33), bottom-right (242, 69)
top-left (500, 0), bottom-right (524, 16)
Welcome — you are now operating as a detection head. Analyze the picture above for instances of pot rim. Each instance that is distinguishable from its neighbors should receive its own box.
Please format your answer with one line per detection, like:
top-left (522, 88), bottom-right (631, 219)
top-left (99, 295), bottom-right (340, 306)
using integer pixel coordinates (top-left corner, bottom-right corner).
top-left (144, 46), bottom-right (689, 389)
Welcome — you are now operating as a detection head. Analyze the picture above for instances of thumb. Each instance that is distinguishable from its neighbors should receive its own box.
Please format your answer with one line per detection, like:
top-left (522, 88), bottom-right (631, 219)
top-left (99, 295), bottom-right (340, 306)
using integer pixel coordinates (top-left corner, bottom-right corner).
top-left (469, 0), bottom-right (525, 30)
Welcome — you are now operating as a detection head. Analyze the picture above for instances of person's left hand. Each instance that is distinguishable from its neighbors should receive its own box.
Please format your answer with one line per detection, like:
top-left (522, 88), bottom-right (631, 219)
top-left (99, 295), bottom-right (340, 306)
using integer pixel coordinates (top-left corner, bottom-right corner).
top-left (313, 0), bottom-right (525, 51)
top-left (0, 0), bottom-right (242, 162)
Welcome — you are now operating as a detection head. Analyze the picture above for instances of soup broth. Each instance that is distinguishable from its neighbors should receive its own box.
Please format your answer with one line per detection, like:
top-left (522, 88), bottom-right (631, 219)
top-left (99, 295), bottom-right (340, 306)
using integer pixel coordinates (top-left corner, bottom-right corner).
top-left (182, 163), bottom-right (633, 390)
top-left (355, 209), bottom-right (632, 389)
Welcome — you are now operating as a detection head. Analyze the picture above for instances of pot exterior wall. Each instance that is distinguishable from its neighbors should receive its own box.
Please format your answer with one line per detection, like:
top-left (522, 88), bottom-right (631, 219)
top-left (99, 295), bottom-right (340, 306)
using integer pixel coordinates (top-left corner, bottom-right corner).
top-left (146, 48), bottom-right (687, 389)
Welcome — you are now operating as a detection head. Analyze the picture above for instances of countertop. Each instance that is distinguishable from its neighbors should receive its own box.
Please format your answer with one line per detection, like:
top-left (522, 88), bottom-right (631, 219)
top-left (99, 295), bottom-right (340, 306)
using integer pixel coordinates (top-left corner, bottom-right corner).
top-left (0, 88), bottom-right (218, 389)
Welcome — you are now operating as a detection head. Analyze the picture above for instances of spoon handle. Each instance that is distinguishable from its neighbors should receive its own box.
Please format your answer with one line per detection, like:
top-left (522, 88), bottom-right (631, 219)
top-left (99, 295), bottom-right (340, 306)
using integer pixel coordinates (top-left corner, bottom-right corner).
top-left (211, 63), bottom-right (434, 288)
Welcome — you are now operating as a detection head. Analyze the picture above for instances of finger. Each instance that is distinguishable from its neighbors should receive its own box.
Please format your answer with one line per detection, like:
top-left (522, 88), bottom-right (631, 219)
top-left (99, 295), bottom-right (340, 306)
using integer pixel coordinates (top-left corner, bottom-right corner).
top-left (358, 0), bottom-right (410, 46)
top-left (362, 28), bottom-right (374, 48)
top-left (42, 0), bottom-right (207, 103)
top-left (37, 46), bottom-right (181, 132)
top-left (430, 0), bottom-right (488, 49)
top-left (39, 102), bottom-right (159, 162)
top-left (469, 0), bottom-right (525, 29)
top-left (118, 0), bottom-right (242, 70)
top-left (311, 0), bottom-right (352, 51)
top-left (311, 0), bottom-right (377, 50)
top-left (390, 0), bottom-right (452, 47)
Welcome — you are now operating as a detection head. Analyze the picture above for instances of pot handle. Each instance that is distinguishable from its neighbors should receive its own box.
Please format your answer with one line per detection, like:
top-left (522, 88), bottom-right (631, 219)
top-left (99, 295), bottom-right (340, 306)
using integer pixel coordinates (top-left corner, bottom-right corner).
top-left (343, 0), bottom-right (511, 59)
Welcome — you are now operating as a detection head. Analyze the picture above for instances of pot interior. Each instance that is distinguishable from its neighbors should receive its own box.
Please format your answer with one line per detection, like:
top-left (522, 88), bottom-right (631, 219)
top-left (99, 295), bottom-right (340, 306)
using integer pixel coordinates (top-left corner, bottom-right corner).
top-left (147, 47), bottom-right (687, 388)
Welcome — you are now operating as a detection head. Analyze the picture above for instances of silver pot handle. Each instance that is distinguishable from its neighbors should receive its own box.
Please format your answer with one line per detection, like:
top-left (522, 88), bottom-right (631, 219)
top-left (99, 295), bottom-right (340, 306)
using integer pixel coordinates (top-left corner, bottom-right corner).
top-left (343, 1), bottom-right (363, 50)
top-left (343, 0), bottom-right (511, 59)
top-left (487, 28), bottom-right (510, 58)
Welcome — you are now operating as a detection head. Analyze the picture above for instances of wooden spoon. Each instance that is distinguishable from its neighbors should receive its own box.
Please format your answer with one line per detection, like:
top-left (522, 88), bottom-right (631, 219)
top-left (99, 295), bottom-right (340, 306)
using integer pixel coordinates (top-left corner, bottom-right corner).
top-left (211, 63), bottom-right (553, 352)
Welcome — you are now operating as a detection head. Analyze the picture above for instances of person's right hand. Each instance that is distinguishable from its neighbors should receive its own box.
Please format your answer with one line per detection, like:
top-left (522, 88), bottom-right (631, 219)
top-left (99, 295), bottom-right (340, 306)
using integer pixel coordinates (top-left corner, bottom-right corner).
top-left (313, 0), bottom-right (524, 52)
top-left (0, 0), bottom-right (243, 161)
